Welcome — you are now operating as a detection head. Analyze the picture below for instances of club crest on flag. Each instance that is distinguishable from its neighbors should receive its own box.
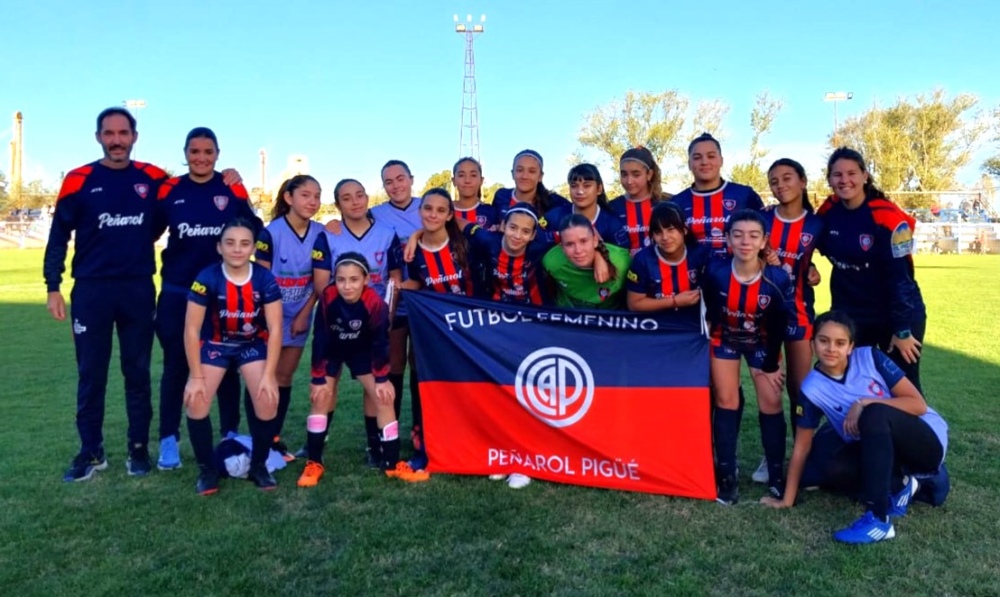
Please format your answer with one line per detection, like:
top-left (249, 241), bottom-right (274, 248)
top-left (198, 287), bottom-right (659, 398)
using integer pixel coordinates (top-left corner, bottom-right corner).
top-left (134, 183), bottom-right (149, 198)
top-left (758, 295), bottom-right (771, 309)
top-left (723, 199), bottom-right (736, 210)
top-left (800, 232), bottom-right (813, 246)
top-left (515, 347), bottom-right (595, 428)
top-left (213, 195), bottom-right (229, 211)
top-left (860, 234), bottom-right (873, 251)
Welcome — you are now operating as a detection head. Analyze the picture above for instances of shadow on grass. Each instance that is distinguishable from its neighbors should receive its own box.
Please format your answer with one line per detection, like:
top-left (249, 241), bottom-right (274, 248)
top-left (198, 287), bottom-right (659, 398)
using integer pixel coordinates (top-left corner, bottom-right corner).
top-left (0, 299), bottom-right (998, 595)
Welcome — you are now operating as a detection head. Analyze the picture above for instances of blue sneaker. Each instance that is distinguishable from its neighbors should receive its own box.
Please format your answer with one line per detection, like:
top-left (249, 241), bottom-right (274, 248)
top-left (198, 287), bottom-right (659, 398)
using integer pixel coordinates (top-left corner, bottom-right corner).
top-left (408, 450), bottom-right (428, 472)
top-left (889, 476), bottom-right (919, 518)
top-left (157, 435), bottom-right (182, 470)
top-left (63, 449), bottom-right (108, 482)
top-left (833, 511), bottom-right (895, 544)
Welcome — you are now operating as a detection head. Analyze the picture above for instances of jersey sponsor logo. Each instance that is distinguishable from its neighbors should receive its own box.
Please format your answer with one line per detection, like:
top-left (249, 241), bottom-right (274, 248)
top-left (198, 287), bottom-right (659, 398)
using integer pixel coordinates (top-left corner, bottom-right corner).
top-left (218, 308), bottom-right (262, 320)
top-left (626, 270), bottom-right (638, 283)
top-left (255, 240), bottom-right (269, 252)
top-left (134, 184), bottom-right (150, 198)
top-left (515, 347), bottom-right (595, 428)
top-left (190, 281), bottom-right (207, 295)
top-left (311, 249), bottom-right (324, 261)
top-left (177, 222), bottom-right (222, 239)
top-left (90, 187), bottom-right (103, 194)
top-left (97, 212), bottom-right (145, 229)
top-left (723, 199), bottom-right (736, 210)
top-left (800, 232), bottom-right (814, 246)
top-left (758, 295), bottom-right (771, 309)
top-left (859, 234), bottom-right (873, 251)
top-left (890, 222), bottom-right (914, 258)
top-left (710, 228), bottom-right (724, 237)
top-left (213, 195), bottom-right (229, 211)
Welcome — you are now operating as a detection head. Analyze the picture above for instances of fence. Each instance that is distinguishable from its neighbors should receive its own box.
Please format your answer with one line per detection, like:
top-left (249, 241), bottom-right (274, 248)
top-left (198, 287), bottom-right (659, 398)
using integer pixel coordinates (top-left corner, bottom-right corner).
top-left (914, 223), bottom-right (1000, 255)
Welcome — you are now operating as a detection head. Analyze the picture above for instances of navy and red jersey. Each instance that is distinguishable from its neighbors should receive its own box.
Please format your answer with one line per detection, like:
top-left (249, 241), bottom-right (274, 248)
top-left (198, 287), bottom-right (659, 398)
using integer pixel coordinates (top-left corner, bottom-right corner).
top-left (153, 172), bottom-right (261, 290)
top-left (702, 260), bottom-right (796, 371)
top-left (625, 244), bottom-right (712, 324)
top-left (764, 209), bottom-right (824, 335)
top-left (609, 195), bottom-right (655, 255)
top-left (465, 225), bottom-right (548, 305)
top-left (671, 181), bottom-right (765, 258)
top-left (310, 285), bottom-right (390, 383)
top-left (455, 202), bottom-right (500, 231)
top-left (188, 263), bottom-right (282, 345)
top-left (44, 160), bottom-right (169, 292)
top-left (816, 195), bottom-right (925, 332)
top-left (406, 240), bottom-right (474, 296)
top-left (540, 205), bottom-right (630, 250)
top-left (494, 188), bottom-right (570, 222)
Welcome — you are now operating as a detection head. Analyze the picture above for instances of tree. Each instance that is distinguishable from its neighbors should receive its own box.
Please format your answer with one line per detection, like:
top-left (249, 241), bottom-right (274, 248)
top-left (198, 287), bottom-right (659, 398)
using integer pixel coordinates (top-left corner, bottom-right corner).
top-left (0, 170), bottom-right (9, 216)
top-left (832, 89), bottom-right (986, 208)
top-left (983, 105), bottom-right (1000, 178)
top-left (482, 182), bottom-right (503, 204)
top-left (729, 92), bottom-right (783, 194)
top-left (577, 90), bottom-right (728, 187)
top-left (419, 169), bottom-right (452, 196)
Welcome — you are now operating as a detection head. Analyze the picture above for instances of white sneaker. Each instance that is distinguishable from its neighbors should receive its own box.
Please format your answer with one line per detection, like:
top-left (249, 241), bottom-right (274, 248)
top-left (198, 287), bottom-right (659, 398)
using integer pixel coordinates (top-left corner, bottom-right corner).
top-left (507, 473), bottom-right (531, 489)
top-left (751, 457), bottom-right (769, 484)
top-left (488, 474), bottom-right (506, 481)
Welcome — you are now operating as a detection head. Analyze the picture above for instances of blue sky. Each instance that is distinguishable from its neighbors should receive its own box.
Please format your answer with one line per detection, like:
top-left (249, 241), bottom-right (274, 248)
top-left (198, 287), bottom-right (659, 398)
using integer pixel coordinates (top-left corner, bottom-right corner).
top-left (3, 0), bottom-right (998, 200)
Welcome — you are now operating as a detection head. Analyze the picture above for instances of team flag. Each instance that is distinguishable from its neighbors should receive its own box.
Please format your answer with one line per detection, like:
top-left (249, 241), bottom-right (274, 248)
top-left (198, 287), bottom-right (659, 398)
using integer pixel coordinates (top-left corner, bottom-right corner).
top-left (404, 291), bottom-right (715, 500)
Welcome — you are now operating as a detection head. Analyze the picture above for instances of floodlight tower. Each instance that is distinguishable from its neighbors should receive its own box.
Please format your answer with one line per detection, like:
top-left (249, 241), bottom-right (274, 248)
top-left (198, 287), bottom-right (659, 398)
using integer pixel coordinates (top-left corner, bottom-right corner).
top-left (454, 14), bottom-right (485, 161)
top-left (11, 112), bottom-right (23, 206)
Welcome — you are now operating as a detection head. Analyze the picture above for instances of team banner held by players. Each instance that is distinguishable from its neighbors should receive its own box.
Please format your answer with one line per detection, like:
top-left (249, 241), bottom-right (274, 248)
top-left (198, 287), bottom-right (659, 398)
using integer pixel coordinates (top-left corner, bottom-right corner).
top-left (404, 291), bottom-right (716, 500)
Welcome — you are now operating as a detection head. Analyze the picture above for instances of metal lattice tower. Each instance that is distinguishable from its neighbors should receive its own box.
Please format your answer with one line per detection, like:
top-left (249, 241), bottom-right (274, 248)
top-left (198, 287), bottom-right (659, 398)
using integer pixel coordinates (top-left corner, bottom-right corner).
top-left (455, 14), bottom-right (485, 161)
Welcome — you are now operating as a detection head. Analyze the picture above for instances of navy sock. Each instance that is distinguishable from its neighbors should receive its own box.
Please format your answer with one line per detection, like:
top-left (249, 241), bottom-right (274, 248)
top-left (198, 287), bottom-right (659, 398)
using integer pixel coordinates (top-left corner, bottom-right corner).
top-left (274, 386), bottom-right (292, 440)
top-left (713, 407), bottom-right (740, 478)
top-left (306, 430), bottom-right (326, 464)
top-left (365, 416), bottom-right (380, 457)
top-left (736, 385), bottom-right (746, 437)
top-left (186, 416), bottom-right (215, 468)
top-left (759, 412), bottom-right (787, 484)
top-left (251, 417), bottom-right (274, 468)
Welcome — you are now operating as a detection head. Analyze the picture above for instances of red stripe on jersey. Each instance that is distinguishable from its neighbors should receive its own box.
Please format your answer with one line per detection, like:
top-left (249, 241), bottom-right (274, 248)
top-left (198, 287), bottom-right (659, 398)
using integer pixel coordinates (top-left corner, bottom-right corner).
top-left (657, 258), bottom-right (677, 296)
top-left (770, 217), bottom-right (810, 330)
top-left (725, 273), bottom-right (742, 333)
top-left (626, 200), bottom-right (652, 253)
top-left (157, 176), bottom-right (182, 200)
top-left (438, 246), bottom-right (467, 295)
top-left (457, 207), bottom-right (478, 223)
top-left (57, 166), bottom-right (94, 200)
top-left (423, 248), bottom-right (446, 293)
top-left (691, 197), bottom-right (707, 244)
top-left (240, 280), bottom-right (257, 340)
top-left (224, 280), bottom-right (240, 340)
top-left (494, 250), bottom-right (511, 301)
top-left (706, 192), bottom-right (725, 251)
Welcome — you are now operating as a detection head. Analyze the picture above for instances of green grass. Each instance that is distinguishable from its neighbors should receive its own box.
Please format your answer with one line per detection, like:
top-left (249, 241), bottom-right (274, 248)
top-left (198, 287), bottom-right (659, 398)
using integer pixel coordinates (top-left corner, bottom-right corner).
top-left (1, 250), bottom-right (998, 595)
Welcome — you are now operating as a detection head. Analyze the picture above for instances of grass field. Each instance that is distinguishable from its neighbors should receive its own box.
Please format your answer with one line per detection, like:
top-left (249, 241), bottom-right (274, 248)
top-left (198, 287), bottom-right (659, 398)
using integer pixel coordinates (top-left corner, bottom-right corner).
top-left (1, 250), bottom-right (999, 596)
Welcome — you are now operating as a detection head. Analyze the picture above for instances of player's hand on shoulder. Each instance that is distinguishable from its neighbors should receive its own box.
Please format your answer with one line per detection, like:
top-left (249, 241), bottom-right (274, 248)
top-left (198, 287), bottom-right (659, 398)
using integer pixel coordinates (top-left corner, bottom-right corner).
top-left (763, 246), bottom-right (780, 267)
top-left (325, 219), bottom-right (343, 235)
top-left (221, 168), bottom-right (242, 186)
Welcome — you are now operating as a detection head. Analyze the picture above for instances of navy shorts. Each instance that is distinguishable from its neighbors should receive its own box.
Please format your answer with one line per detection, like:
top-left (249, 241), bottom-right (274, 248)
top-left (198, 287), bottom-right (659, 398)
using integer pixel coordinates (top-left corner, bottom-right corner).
top-left (201, 341), bottom-right (267, 369)
top-left (712, 343), bottom-right (768, 370)
top-left (326, 353), bottom-right (373, 380)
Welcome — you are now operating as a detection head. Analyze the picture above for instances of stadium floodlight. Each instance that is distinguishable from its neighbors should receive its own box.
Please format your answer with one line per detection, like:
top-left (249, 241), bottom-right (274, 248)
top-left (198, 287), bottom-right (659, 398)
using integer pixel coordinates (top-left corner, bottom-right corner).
top-left (823, 91), bottom-right (853, 146)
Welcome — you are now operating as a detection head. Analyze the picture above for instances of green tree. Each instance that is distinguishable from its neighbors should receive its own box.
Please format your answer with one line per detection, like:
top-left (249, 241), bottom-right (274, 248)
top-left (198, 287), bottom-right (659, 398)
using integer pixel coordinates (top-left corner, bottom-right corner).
top-left (482, 182), bottom-right (503, 204)
top-left (983, 104), bottom-right (1000, 178)
top-left (0, 170), bottom-right (9, 216)
top-left (577, 90), bottom-right (729, 187)
top-left (419, 170), bottom-right (452, 196)
top-left (729, 92), bottom-right (783, 195)
top-left (833, 89), bottom-right (986, 208)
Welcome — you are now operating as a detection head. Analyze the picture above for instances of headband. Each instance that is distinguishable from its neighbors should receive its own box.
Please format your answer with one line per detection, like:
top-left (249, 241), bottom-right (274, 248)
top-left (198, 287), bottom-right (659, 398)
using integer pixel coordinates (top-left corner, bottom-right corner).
top-left (505, 206), bottom-right (539, 223)
top-left (513, 150), bottom-right (543, 170)
top-left (336, 258), bottom-right (369, 275)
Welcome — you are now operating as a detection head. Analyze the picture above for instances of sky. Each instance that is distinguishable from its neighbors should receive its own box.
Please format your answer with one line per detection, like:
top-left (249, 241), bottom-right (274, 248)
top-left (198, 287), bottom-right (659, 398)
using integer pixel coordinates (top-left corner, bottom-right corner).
top-left (2, 0), bottom-right (999, 201)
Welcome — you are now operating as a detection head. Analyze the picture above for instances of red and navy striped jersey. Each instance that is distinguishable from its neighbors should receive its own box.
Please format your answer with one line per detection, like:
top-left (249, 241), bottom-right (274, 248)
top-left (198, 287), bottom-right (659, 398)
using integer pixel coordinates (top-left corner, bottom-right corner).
top-left (465, 225), bottom-right (548, 305)
top-left (540, 205), bottom-right (630, 249)
top-left (455, 202), bottom-right (500, 231)
top-left (406, 240), bottom-right (473, 296)
top-left (626, 244), bottom-right (712, 323)
top-left (609, 195), bottom-right (654, 255)
top-left (816, 196), bottom-right (925, 332)
top-left (44, 160), bottom-right (169, 292)
top-left (311, 285), bottom-right (391, 383)
top-left (702, 260), bottom-right (796, 369)
top-left (764, 210), bottom-right (824, 334)
top-left (153, 172), bottom-right (260, 290)
top-left (188, 263), bottom-right (282, 345)
top-left (670, 181), bottom-right (765, 258)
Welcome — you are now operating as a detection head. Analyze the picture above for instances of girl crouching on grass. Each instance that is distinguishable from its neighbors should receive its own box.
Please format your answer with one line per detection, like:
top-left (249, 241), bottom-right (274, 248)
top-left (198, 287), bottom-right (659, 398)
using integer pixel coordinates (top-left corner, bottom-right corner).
top-left (183, 218), bottom-right (283, 495)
